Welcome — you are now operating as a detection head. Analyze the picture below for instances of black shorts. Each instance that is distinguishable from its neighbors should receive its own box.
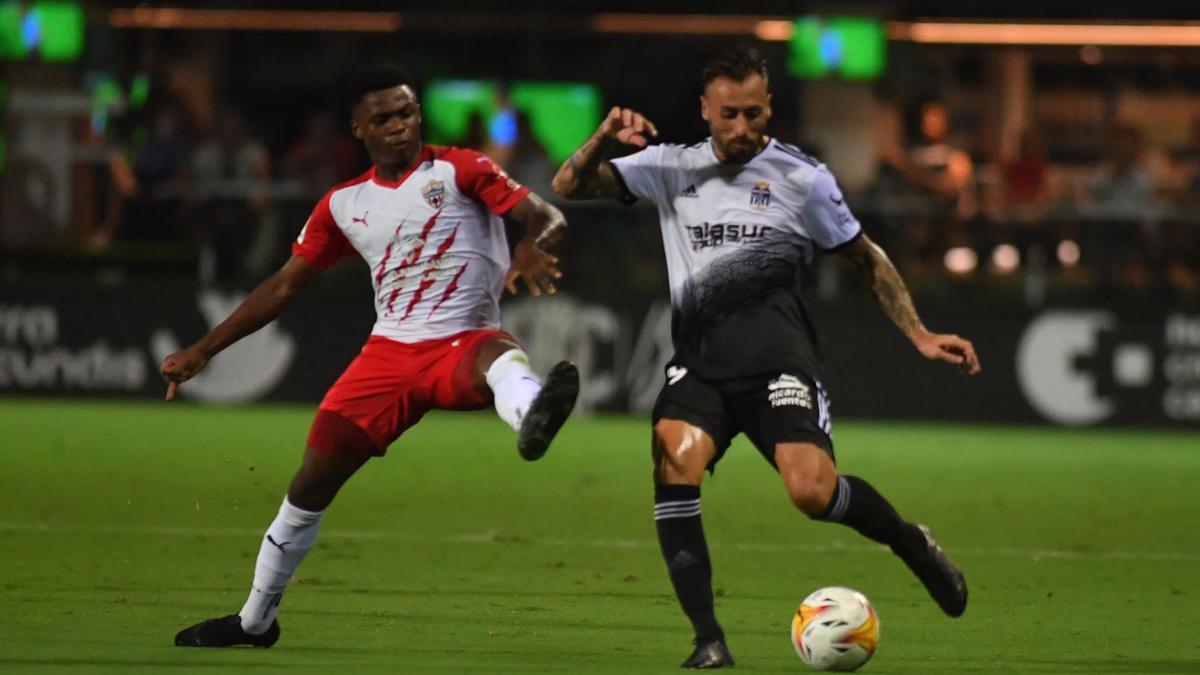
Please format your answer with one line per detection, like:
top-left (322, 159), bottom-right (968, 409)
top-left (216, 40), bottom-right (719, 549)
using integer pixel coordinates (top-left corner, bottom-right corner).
top-left (651, 363), bottom-right (834, 470)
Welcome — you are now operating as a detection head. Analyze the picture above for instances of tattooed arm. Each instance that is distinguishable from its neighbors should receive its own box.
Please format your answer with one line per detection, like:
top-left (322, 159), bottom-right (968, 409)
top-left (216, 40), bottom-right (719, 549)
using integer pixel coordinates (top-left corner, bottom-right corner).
top-left (552, 106), bottom-right (658, 201)
top-left (840, 234), bottom-right (981, 374)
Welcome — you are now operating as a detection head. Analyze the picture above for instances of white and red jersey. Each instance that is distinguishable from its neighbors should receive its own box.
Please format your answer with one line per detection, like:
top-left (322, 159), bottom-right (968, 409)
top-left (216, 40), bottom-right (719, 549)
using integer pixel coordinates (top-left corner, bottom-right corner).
top-left (293, 145), bottom-right (529, 342)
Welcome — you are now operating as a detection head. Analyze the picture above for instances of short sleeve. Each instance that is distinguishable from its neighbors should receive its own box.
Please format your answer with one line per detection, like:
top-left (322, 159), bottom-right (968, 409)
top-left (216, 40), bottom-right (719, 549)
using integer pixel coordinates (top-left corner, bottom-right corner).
top-left (444, 148), bottom-right (530, 215)
top-left (608, 145), bottom-right (667, 205)
top-left (292, 191), bottom-right (353, 268)
top-left (800, 166), bottom-right (863, 252)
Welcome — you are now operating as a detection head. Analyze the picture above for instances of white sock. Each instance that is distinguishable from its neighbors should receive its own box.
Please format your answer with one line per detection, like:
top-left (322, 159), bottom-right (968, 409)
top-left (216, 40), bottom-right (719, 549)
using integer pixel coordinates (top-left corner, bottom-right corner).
top-left (238, 497), bottom-right (323, 634)
top-left (485, 349), bottom-right (542, 432)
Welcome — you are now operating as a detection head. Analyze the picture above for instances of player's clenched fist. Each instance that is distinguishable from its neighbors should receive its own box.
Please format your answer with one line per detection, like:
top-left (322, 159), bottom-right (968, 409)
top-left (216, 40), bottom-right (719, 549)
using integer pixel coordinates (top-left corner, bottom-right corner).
top-left (161, 347), bottom-right (209, 401)
top-left (598, 106), bottom-right (659, 148)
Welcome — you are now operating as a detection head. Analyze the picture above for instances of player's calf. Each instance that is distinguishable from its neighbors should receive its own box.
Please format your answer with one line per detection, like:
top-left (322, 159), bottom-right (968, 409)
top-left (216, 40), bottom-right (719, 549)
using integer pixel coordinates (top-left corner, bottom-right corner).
top-left (809, 474), bottom-right (967, 617)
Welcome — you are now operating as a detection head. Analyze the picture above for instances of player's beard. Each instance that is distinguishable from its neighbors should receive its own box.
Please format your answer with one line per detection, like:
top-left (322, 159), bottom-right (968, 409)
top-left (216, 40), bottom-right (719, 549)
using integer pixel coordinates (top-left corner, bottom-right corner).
top-left (720, 136), bottom-right (760, 164)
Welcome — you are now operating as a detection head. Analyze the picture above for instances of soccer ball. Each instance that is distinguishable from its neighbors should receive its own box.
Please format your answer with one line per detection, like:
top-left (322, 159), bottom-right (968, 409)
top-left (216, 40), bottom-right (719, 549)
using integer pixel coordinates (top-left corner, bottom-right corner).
top-left (791, 586), bottom-right (880, 671)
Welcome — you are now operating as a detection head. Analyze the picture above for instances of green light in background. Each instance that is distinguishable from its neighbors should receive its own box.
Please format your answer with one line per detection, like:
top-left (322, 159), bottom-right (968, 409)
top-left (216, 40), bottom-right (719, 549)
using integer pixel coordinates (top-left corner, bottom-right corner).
top-left (423, 80), bottom-right (499, 146)
top-left (788, 16), bottom-right (886, 80)
top-left (0, 80), bottom-right (5, 171)
top-left (508, 82), bottom-right (601, 164)
top-left (0, 3), bottom-right (23, 60)
top-left (423, 80), bottom-right (602, 164)
top-left (90, 76), bottom-right (122, 135)
top-left (0, 1), bottom-right (84, 63)
top-left (129, 73), bottom-right (150, 109)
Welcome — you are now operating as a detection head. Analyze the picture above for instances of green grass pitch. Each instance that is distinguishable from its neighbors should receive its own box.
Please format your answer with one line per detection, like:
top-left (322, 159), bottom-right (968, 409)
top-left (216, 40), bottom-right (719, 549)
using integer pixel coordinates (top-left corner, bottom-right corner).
top-left (1, 399), bottom-right (1198, 674)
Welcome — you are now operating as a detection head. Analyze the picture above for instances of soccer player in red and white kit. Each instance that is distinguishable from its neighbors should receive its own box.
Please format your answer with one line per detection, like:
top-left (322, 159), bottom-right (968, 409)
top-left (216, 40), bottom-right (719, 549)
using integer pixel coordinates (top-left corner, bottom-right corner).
top-left (165, 66), bottom-right (580, 648)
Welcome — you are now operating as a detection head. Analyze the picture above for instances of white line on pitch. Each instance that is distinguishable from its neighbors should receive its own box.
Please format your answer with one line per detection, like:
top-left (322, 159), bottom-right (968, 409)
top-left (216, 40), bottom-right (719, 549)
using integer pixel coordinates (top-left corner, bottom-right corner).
top-left (1, 522), bottom-right (1197, 563)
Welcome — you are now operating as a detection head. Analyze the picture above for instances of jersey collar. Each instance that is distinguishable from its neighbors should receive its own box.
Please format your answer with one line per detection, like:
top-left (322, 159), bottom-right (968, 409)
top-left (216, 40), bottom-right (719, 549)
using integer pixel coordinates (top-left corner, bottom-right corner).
top-left (370, 144), bottom-right (433, 189)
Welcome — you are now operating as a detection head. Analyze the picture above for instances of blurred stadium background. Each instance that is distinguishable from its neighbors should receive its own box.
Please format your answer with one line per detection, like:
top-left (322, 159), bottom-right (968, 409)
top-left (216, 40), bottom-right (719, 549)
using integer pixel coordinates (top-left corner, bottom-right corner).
top-left (2, 1), bottom-right (1199, 673)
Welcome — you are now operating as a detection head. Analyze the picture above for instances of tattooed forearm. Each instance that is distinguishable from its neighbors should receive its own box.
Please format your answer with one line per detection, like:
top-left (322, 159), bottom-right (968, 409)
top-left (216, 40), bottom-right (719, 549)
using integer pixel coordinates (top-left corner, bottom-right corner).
top-left (847, 238), bottom-right (927, 341)
top-left (552, 134), bottom-right (620, 200)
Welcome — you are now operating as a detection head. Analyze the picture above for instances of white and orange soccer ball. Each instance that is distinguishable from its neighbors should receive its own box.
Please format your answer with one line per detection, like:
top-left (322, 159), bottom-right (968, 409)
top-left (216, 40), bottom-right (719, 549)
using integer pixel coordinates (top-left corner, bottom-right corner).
top-left (791, 586), bottom-right (880, 671)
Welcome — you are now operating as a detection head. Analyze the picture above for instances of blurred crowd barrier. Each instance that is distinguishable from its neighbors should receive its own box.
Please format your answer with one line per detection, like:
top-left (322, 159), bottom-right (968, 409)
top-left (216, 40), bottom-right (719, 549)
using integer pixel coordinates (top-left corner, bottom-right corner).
top-left (1, 282), bottom-right (1196, 427)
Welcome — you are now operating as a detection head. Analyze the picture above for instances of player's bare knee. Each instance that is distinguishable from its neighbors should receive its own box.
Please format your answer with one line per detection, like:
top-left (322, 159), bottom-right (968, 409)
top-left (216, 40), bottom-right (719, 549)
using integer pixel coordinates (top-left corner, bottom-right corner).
top-left (652, 423), bottom-right (702, 486)
top-left (652, 441), bottom-right (693, 486)
top-left (788, 478), bottom-right (833, 516)
top-left (474, 338), bottom-right (521, 375)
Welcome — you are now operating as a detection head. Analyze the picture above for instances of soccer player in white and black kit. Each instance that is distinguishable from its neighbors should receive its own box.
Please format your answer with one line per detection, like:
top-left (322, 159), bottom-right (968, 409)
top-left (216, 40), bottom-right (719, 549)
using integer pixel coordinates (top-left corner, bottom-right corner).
top-left (554, 47), bottom-right (981, 669)
top-left (164, 66), bottom-right (579, 648)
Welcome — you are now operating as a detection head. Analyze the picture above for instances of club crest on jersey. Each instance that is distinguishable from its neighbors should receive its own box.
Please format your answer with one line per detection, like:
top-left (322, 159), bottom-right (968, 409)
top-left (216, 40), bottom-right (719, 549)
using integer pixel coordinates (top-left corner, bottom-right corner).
top-left (421, 180), bottom-right (445, 209)
top-left (750, 181), bottom-right (771, 210)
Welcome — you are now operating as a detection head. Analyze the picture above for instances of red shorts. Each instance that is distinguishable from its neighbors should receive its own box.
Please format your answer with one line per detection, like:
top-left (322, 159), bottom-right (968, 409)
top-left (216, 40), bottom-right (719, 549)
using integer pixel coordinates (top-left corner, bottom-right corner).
top-left (307, 329), bottom-right (516, 458)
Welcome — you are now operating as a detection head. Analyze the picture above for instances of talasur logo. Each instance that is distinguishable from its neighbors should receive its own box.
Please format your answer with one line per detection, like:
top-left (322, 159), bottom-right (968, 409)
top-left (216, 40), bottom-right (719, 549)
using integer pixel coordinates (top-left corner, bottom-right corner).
top-left (151, 291), bottom-right (295, 403)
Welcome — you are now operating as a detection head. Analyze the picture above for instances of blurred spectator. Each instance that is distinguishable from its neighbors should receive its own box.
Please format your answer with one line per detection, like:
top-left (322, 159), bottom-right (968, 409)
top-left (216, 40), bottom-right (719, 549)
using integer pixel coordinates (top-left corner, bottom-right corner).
top-left (189, 110), bottom-right (272, 283)
top-left (893, 102), bottom-right (978, 221)
top-left (191, 110), bottom-right (270, 189)
top-left (135, 105), bottom-right (193, 190)
top-left (457, 111), bottom-right (488, 151)
top-left (1080, 124), bottom-right (1177, 290)
top-left (283, 110), bottom-right (363, 198)
top-left (1160, 118), bottom-right (1200, 293)
top-left (1084, 124), bottom-right (1156, 209)
top-left (505, 112), bottom-right (555, 196)
top-left (1002, 129), bottom-right (1054, 207)
top-left (1168, 116), bottom-right (1200, 202)
top-left (878, 101), bottom-right (979, 278)
top-left (86, 96), bottom-right (181, 250)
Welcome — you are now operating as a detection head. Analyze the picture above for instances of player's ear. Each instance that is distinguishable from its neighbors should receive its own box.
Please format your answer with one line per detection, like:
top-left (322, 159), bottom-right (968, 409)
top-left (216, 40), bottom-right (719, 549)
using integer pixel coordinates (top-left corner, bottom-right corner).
top-left (350, 119), bottom-right (363, 140)
top-left (700, 95), bottom-right (709, 122)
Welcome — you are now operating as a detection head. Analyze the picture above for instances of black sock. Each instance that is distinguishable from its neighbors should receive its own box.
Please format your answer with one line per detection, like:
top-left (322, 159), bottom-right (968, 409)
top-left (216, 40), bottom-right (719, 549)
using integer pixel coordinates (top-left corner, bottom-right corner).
top-left (816, 475), bottom-right (916, 550)
top-left (654, 484), bottom-right (724, 642)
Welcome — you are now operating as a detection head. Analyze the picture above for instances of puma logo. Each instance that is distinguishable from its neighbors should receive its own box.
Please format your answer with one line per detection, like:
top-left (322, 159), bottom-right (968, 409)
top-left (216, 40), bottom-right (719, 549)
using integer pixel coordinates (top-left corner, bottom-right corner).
top-left (352, 211), bottom-right (369, 226)
top-left (830, 193), bottom-right (844, 206)
top-left (266, 534), bottom-right (291, 553)
top-left (666, 366), bottom-right (688, 386)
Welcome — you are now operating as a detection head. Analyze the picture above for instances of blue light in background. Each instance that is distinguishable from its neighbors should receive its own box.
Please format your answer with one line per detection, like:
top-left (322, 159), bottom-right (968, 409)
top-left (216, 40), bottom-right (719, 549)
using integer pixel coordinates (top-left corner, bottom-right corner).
top-left (818, 27), bottom-right (843, 69)
top-left (489, 108), bottom-right (517, 146)
top-left (20, 7), bottom-right (42, 53)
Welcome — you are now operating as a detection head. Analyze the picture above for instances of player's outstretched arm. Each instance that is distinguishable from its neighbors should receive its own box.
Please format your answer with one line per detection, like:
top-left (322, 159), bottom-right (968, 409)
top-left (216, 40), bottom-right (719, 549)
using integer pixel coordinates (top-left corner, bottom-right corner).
top-left (839, 234), bottom-right (981, 375)
top-left (552, 106), bottom-right (658, 201)
top-left (505, 192), bottom-right (566, 297)
top-left (160, 255), bottom-right (323, 400)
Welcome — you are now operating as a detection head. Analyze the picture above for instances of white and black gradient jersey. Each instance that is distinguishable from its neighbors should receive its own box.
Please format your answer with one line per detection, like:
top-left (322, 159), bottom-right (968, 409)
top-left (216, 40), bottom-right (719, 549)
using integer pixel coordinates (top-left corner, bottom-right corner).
top-left (609, 137), bottom-right (862, 379)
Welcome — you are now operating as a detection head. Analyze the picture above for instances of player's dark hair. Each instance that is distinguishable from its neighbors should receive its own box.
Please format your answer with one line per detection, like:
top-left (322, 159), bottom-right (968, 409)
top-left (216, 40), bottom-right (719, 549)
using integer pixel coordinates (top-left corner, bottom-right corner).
top-left (702, 46), bottom-right (769, 89)
top-left (345, 64), bottom-right (416, 112)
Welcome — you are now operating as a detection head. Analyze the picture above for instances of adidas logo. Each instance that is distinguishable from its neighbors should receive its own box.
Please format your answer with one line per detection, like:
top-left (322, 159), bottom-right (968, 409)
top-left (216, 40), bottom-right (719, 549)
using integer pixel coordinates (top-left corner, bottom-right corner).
top-left (680, 184), bottom-right (699, 198)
